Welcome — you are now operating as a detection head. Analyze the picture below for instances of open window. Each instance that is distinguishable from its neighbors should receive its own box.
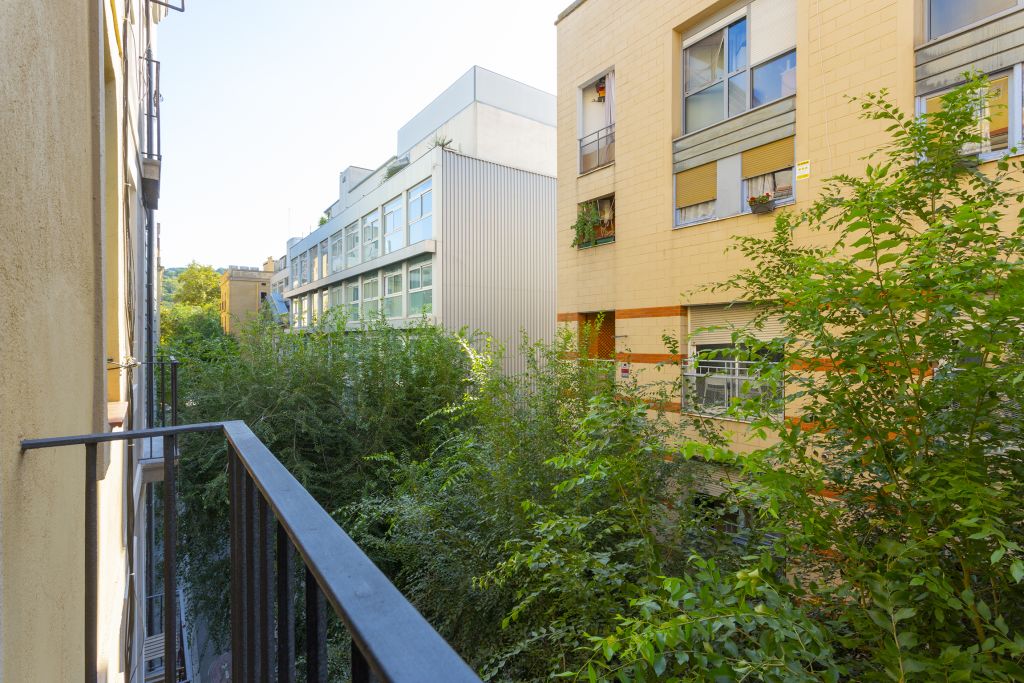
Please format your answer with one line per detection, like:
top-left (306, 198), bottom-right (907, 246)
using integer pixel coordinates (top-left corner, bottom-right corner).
top-left (579, 71), bottom-right (615, 173)
top-left (681, 344), bottom-right (783, 417)
top-left (741, 136), bottom-right (794, 211)
top-left (575, 195), bottom-right (615, 248)
top-left (924, 73), bottom-right (1012, 155)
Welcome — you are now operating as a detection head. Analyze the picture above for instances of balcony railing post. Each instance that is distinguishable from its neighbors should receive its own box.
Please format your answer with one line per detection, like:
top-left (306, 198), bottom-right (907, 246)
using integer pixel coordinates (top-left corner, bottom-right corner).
top-left (277, 522), bottom-right (296, 683)
top-left (259, 495), bottom-right (273, 681)
top-left (351, 639), bottom-right (371, 683)
top-left (170, 359), bottom-right (178, 427)
top-left (85, 443), bottom-right (98, 683)
top-left (305, 567), bottom-right (327, 683)
top-left (245, 475), bottom-right (260, 680)
top-left (162, 435), bottom-right (177, 683)
top-left (229, 447), bottom-right (245, 681)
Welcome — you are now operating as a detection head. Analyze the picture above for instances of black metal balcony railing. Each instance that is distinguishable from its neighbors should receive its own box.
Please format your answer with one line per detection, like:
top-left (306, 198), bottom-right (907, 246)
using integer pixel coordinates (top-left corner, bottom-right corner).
top-left (579, 123), bottom-right (615, 174)
top-left (21, 421), bottom-right (480, 683)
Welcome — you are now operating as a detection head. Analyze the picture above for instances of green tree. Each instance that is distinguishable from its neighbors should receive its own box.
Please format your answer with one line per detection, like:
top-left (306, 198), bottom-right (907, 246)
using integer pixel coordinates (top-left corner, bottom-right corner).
top-left (172, 261), bottom-right (220, 307)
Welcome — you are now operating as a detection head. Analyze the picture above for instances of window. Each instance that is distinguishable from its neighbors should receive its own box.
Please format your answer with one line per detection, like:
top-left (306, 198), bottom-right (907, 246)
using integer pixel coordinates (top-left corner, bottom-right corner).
top-left (681, 344), bottom-right (782, 417)
top-left (576, 196), bottom-right (616, 248)
top-left (924, 74), bottom-right (1012, 155)
top-left (293, 296), bottom-right (304, 328)
top-left (362, 209), bottom-right (381, 262)
top-left (330, 230), bottom-right (343, 273)
top-left (683, 1), bottom-right (796, 134)
top-left (310, 244), bottom-right (319, 282)
top-left (927, 0), bottom-right (1017, 41)
top-left (675, 161), bottom-right (717, 225)
top-left (344, 281), bottom-right (360, 320)
top-left (320, 239), bottom-right (329, 278)
top-left (330, 285), bottom-right (344, 310)
top-left (408, 178), bottom-right (433, 244)
top-left (383, 268), bottom-right (403, 318)
top-left (362, 275), bottom-right (380, 317)
top-left (408, 259), bottom-right (433, 315)
top-left (321, 289), bottom-right (329, 318)
top-left (344, 222), bottom-right (360, 268)
top-left (579, 71), bottom-right (616, 173)
top-left (290, 257), bottom-right (299, 288)
top-left (299, 251), bottom-right (309, 285)
top-left (383, 195), bottom-right (405, 254)
top-left (741, 136), bottom-right (795, 208)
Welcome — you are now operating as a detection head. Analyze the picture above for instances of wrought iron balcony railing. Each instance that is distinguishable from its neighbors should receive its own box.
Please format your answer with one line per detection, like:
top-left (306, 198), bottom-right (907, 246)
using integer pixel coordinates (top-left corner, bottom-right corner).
top-left (21, 421), bottom-right (480, 683)
top-left (579, 123), bottom-right (615, 174)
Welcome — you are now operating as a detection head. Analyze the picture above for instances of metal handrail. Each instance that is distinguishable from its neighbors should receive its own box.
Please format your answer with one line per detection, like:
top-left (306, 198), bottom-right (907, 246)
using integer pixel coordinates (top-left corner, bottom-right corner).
top-left (22, 421), bottom-right (479, 683)
top-left (578, 123), bottom-right (615, 173)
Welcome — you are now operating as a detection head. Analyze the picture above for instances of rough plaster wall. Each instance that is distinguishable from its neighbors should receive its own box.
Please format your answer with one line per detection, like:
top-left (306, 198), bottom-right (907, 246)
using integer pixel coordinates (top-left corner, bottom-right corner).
top-left (0, 1), bottom-right (101, 680)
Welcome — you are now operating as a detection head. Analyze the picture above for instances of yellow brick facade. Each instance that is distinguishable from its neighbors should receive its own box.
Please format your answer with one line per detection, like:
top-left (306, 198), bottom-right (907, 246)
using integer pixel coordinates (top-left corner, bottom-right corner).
top-left (220, 265), bottom-right (273, 334)
top-left (556, 0), bottom-right (949, 427)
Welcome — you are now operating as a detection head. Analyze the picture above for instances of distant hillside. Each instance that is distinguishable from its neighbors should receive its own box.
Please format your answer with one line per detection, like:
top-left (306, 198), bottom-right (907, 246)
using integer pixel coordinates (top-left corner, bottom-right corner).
top-left (161, 265), bottom-right (225, 305)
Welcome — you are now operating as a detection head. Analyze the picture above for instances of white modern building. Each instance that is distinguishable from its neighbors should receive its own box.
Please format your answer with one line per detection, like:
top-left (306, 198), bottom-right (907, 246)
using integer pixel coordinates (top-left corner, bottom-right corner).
top-left (285, 66), bottom-right (557, 373)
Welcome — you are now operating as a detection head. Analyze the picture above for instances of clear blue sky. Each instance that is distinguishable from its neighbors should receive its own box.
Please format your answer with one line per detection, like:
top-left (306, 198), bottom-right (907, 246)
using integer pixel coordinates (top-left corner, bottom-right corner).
top-left (158, 0), bottom-right (562, 268)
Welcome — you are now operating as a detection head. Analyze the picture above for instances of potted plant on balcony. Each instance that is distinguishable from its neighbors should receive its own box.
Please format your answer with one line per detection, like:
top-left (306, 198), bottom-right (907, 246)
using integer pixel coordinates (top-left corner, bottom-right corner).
top-left (748, 192), bottom-right (775, 214)
top-left (571, 201), bottom-right (603, 248)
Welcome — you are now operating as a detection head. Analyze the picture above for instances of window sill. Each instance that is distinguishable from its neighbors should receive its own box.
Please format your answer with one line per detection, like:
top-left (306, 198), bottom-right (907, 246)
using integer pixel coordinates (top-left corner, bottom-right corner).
top-left (675, 199), bottom-right (796, 230)
top-left (577, 237), bottom-right (616, 249)
top-left (578, 161), bottom-right (614, 178)
top-left (678, 408), bottom-right (782, 425)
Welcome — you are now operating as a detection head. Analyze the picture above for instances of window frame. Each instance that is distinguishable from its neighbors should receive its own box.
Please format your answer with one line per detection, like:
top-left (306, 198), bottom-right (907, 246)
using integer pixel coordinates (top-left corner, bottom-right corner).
top-left (362, 209), bottom-right (381, 262)
top-left (680, 343), bottom-right (784, 420)
top-left (916, 65), bottom-right (1022, 163)
top-left (344, 221), bottom-right (360, 269)
top-left (382, 267), bottom-right (404, 319)
top-left (407, 258), bottom-right (433, 316)
top-left (741, 167), bottom-right (796, 214)
top-left (408, 178), bottom-right (433, 245)
top-left (319, 239), bottom-right (329, 279)
top-left (329, 230), bottom-right (343, 274)
top-left (383, 194), bottom-right (406, 255)
top-left (682, 7), bottom-right (796, 135)
top-left (923, 0), bottom-right (1022, 43)
top-left (576, 195), bottom-right (616, 249)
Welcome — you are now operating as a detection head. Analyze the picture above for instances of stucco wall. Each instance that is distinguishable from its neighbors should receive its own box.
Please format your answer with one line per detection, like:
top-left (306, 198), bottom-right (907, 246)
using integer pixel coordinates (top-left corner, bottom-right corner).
top-left (0, 0), bottom-right (102, 679)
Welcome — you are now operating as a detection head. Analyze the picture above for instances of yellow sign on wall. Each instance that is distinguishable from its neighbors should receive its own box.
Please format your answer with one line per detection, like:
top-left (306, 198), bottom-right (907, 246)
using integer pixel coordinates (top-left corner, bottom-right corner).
top-left (796, 160), bottom-right (811, 180)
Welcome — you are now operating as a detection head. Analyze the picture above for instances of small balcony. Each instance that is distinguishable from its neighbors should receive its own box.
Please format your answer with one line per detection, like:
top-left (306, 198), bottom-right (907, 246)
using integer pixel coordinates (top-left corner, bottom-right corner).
top-left (21, 421), bottom-right (480, 683)
top-left (681, 357), bottom-right (782, 418)
top-left (579, 123), bottom-right (615, 174)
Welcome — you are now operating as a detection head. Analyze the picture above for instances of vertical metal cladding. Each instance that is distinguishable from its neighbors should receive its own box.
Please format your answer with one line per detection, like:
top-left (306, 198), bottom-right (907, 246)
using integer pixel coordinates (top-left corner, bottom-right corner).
top-left (440, 149), bottom-right (557, 375)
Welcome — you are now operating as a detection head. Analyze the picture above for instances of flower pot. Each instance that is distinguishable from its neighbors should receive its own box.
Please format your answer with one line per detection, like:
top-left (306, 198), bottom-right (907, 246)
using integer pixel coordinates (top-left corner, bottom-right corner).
top-left (749, 199), bottom-right (775, 214)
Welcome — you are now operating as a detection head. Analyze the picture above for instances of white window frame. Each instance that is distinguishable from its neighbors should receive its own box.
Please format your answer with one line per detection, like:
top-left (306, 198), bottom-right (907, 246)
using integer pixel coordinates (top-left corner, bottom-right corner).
top-left (915, 64), bottom-right (1023, 164)
top-left (923, 0), bottom-right (1023, 43)
top-left (329, 230), bottom-right (343, 274)
top-left (680, 343), bottom-right (783, 420)
top-left (344, 222), bottom-right (360, 269)
top-left (682, 6), bottom-right (796, 135)
top-left (362, 209), bottom-right (381, 262)
top-left (383, 195), bottom-right (405, 255)
top-left (344, 281), bottom-right (360, 320)
top-left (382, 267), bottom-right (404, 319)
top-left (319, 239), bottom-right (329, 279)
top-left (407, 259), bottom-right (433, 316)
top-left (740, 166), bottom-right (796, 214)
top-left (408, 178), bottom-right (433, 245)
top-left (310, 244), bottom-right (319, 282)
top-left (362, 274), bottom-right (380, 317)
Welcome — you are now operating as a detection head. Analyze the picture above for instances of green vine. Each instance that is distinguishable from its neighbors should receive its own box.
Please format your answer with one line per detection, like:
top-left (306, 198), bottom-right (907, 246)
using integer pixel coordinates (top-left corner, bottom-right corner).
top-left (571, 201), bottom-right (603, 248)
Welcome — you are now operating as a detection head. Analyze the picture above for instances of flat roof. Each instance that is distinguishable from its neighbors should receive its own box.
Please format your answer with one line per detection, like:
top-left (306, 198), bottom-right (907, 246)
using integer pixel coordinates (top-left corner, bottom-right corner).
top-left (555, 0), bottom-right (589, 24)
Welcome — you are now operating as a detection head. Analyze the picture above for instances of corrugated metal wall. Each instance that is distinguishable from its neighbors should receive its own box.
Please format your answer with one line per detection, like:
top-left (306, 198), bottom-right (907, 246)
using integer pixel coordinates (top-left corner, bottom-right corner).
top-left (440, 150), bottom-right (557, 375)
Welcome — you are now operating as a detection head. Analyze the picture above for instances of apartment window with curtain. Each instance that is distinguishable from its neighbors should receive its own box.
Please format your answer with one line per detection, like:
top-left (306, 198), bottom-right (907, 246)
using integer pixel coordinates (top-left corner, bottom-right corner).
top-left (330, 230), bottom-right (343, 273)
top-left (362, 274), bottom-right (380, 317)
top-left (675, 161), bottom-right (717, 225)
top-left (362, 209), bottom-right (381, 262)
top-left (319, 239), bottom-right (329, 277)
top-left (683, 0), bottom-right (796, 134)
top-left (926, 0), bottom-right (1018, 41)
top-left (742, 136), bottom-right (794, 209)
top-left (344, 222), bottom-right (360, 268)
top-left (383, 267), bottom-right (403, 318)
top-left (576, 196), bottom-right (616, 248)
top-left (408, 258), bottom-right (433, 315)
top-left (344, 281), bottom-right (360, 320)
top-left (923, 73), bottom-right (1015, 156)
top-left (579, 71), bottom-right (616, 173)
top-left (383, 195), bottom-right (405, 254)
top-left (408, 178), bottom-right (433, 244)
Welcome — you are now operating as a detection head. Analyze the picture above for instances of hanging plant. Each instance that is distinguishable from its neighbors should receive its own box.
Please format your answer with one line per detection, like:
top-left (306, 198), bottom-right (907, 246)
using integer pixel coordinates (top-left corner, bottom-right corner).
top-left (571, 201), bottom-right (603, 248)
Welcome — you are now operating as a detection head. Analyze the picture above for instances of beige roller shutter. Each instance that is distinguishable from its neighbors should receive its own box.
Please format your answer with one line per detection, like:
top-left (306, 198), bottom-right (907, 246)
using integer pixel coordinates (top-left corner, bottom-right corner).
top-left (742, 136), bottom-right (795, 178)
top-left (675, 162), bottom-right (717, 208)
top-left (688, 304), bottom-right (784, 345)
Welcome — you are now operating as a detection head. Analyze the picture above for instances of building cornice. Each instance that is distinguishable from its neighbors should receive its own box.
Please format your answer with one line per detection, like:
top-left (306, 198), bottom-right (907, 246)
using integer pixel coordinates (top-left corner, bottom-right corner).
top-left (555, 0), bottom-right (589, 25)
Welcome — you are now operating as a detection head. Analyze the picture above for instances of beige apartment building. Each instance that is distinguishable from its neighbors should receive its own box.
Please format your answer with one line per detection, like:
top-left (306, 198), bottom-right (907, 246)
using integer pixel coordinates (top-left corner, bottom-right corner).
top-left (220, 260), bottom-right (274, 334)
top-left (556, 0), bottom-right (1020, 432)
